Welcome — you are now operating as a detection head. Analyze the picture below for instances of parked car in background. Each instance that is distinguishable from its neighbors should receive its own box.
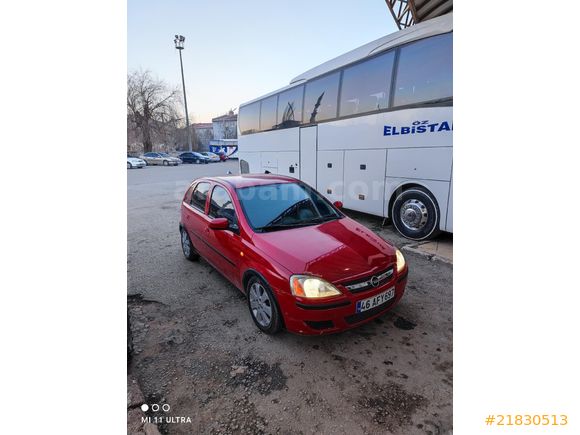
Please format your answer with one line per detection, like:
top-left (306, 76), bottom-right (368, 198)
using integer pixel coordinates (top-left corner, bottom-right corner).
top-left (127, 156), bottom-right (146, 169)
top-left (216, 150), bottom-right (229, 161)
top-left (200, 152), bottom-right (220, 163)
top-left (139, 152), bottom-right (181, 166)
top-left (179, 174), bottom-right (408, 335)
top-left (158, 152), bottom-right (182, 165)
top-left (179, 152), bottom-right (210, 164)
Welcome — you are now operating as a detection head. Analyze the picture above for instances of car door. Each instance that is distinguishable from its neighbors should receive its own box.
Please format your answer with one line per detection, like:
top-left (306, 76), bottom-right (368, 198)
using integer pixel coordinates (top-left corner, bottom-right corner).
top-left (145, 153), bottom-right (156, 165)
top-left (204, 184), bottom-right (242, 286)
top-left (142, 153), bottom-right (153, 164)
top-left (182, 181), bottom-right (212, 258)
top-left (152, 153), bottom-right (162, 165)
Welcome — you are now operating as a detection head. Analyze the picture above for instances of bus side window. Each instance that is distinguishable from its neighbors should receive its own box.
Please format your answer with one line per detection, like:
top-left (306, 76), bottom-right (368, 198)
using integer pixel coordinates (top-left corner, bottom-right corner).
top-left (239, 101), bottom-right (260, 135)
top-left (340, 50), bottom-right (395, 116)
top-left (303, 72), bottom-right (340, 124)
top-left (393, 32), bottom-right (453, 107)
top-left (277, 86), bottom-right (304, 129)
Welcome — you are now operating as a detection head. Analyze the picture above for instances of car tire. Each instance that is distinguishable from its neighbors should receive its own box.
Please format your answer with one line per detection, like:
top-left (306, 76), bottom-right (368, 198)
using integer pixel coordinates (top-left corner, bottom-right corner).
top-left (163, 160), bottom-right (168, 166)
top-left (127, 162), bottom-right (132, 169)
top-left (180, 228), bottom-right (199, 261)
top-left (391, 187), bottom-right (441, 241)
top-left (247, 276), bottom-right (282, 334)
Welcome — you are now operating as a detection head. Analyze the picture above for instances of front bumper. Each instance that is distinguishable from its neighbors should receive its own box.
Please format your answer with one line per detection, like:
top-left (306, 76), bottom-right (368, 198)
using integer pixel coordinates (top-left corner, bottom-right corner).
top-left (278, 268), bottom-right (409, 335)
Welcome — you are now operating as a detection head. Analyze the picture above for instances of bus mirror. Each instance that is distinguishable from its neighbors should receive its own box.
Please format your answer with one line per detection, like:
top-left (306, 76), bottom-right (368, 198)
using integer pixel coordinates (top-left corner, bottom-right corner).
top-left (333, 201), bottom-right (343, 209)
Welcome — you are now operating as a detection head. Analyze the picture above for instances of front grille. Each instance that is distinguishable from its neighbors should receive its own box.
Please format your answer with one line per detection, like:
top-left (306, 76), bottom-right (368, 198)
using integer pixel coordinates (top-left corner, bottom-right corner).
top-left (344, 297), bottom-right (397, 325)
top-left (342, 266), bottom-right (394, 293)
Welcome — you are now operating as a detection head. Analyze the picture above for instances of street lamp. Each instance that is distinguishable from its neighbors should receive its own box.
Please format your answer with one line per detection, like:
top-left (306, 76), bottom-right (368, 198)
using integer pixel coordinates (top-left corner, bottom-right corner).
top-left (174, 34), bottom-right (192, 152)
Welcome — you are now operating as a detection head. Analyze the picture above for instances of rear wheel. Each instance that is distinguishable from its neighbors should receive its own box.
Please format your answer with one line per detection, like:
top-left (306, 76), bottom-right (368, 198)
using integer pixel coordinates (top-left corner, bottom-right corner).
top-left (391, 187), bottom-right (440, 241)
top-left (180, 228), bottom-right (199, 261)
top-left (127, 162), bottom-right (132, 169)
top-left (163, 160), bottom-right (168, 166)
top-left (247, 276), bottom-right (282, 334)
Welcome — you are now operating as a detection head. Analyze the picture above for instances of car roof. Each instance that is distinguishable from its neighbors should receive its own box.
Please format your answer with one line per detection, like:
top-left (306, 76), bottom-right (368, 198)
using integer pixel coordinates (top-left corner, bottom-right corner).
top-left (198, 174), bottom-right (298, 189)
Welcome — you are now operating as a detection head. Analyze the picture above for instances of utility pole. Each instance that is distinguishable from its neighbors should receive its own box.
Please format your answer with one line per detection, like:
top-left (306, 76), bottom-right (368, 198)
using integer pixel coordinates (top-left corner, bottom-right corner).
top-left (174, 35), bottom-right (192, 152)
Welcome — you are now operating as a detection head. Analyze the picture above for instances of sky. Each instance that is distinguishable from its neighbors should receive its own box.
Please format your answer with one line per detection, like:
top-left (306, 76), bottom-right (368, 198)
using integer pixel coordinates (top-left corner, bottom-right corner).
top-left (128, 0), bottom-right (398, 123)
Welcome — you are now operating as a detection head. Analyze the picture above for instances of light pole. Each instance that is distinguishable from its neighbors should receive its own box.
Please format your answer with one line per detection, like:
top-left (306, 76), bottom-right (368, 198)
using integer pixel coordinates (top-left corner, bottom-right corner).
top-left (174, 34), bottom-right (192, 152)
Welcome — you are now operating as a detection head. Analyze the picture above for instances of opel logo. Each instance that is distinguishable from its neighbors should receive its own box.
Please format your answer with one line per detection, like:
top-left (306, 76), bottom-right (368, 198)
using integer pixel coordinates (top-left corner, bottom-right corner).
top-left (370, 276), bottom-right (380, 287)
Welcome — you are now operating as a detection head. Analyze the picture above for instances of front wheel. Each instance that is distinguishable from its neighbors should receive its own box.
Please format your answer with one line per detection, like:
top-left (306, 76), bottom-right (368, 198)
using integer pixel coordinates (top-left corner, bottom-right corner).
top-left (391, 187), bottom-right (441, 241)
top-left (247, 276), bottom-right (282, 334)
top-left (127, 162), bottom-right (132, 169)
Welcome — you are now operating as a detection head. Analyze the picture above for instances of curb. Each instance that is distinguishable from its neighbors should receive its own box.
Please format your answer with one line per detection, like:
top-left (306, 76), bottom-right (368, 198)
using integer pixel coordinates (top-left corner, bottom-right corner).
top-left (402, 243), bottom-right (453, 265)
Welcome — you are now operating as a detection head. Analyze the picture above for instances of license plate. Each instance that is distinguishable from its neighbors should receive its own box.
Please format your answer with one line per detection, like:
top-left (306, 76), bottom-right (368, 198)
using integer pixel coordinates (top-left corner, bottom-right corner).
top-left (355, 287), bottom-right (395, 313)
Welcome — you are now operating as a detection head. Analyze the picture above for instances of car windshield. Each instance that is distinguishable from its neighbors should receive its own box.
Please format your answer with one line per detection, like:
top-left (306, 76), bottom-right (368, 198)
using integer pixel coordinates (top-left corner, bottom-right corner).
top-left (237, 182), bottom-right (341, 232)
top-left (159, 153), bottom-right (170, 157)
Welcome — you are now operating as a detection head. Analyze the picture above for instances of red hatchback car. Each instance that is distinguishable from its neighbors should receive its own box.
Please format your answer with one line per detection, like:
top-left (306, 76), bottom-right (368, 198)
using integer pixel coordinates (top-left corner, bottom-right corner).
top-left (179, 174), bottom-right (408, 335)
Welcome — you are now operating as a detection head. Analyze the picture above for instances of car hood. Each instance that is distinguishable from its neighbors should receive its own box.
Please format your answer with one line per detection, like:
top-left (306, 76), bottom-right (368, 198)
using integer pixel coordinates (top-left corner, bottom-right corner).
top-left (251, 218), bottom-right (397, 283)
top-left (128, 158), bottom-right (144, 162)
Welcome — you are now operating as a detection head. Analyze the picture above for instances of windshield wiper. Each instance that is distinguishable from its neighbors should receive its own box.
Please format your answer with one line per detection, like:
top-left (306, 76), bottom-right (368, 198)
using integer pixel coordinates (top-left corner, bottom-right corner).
top-left (258, 222), bottom-right (313, 232)
top-left (258, 215), bottom-right (340, 232)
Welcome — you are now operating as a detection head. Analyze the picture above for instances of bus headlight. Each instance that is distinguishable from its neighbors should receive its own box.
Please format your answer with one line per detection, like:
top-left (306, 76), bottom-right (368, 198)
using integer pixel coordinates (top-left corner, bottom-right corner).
top-left (396, 249), bottom-right (406, 273)
top-left (290, 275), bottom-right (342, 298)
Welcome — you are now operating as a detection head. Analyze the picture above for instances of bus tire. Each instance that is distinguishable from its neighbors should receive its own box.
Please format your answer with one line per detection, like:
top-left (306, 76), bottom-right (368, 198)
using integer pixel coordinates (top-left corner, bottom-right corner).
top-left (391, 187), bottom-right (440, 241)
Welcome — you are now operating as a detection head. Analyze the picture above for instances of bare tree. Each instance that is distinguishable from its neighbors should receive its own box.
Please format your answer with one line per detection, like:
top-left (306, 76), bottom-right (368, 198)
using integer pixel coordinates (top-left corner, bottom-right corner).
top-left (127, 70), bottom-right (181, 153)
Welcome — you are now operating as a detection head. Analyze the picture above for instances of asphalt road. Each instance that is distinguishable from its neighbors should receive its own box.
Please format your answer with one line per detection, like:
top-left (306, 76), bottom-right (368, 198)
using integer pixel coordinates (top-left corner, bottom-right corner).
top-left (127, 161), bottom-right (453, 435)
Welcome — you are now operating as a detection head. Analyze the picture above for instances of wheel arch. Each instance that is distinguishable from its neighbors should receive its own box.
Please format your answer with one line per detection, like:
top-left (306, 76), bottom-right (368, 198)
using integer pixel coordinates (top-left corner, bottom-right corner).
top-left (242, 268), bottom-right (268, 295)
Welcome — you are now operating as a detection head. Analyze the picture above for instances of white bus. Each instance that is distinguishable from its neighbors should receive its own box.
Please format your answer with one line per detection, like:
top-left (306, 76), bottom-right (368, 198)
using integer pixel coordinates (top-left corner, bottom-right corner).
top-left (237, 13), bottom-right (452, 241)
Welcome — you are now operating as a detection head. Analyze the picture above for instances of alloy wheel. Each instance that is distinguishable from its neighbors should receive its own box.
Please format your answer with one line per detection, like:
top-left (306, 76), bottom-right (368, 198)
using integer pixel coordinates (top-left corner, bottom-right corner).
top-left (249, 282), bottom-right (272, 327)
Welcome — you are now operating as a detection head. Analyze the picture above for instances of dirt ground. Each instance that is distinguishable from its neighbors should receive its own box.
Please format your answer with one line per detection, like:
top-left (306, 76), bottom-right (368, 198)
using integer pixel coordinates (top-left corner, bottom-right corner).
top-left (128, 163), bottom-right (453, 435)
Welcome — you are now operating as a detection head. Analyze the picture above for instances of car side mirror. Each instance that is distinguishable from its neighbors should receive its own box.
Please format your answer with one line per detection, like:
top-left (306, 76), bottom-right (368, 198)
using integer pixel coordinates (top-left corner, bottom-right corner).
top-left (208, 218), bottom-right (229, 230)
top-left (333, 201), bottom-right (343, 209)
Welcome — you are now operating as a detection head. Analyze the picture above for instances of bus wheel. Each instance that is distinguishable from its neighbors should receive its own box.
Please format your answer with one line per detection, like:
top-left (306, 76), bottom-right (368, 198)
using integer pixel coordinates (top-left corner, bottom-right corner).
top-left (391, 187), bottom-right (440, 241)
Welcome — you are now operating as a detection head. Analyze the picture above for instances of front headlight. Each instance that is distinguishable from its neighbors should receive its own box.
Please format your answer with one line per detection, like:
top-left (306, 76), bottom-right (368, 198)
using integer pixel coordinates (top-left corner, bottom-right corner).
top-left (290, 275), bottom-right (342, 298)
top-left (395, 249), bottom-right (406, 273)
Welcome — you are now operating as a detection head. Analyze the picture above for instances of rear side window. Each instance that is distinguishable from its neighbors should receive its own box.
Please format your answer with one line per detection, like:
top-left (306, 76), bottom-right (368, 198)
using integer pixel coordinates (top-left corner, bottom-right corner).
top-left (190, 182), bottom-right (210, 211)
top-left (239, 102), bottom-right (260, 135)
top-left (183, 185), bottom-right (194, 203)
top-left (303, 72), bottom-right (340, 123)
top-left (393, 33), bottom-right (453, 106)
top-left (340, 51), bottom-right (395, 116)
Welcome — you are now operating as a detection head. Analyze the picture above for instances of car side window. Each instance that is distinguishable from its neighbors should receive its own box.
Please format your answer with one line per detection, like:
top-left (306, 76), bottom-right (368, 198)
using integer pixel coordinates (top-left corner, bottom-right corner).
top-left (209, 186), bottom-right (238, 229)
top-left (190, 182), bottom-right (210, 212)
